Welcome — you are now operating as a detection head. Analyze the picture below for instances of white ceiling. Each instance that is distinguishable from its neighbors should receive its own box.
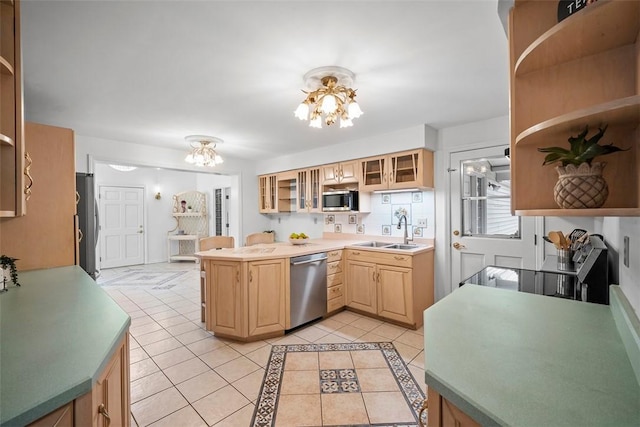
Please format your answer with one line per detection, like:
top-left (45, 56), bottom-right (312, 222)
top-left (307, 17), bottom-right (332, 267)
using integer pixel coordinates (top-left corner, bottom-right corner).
top-left (21, 0), bottom-right (509, 161)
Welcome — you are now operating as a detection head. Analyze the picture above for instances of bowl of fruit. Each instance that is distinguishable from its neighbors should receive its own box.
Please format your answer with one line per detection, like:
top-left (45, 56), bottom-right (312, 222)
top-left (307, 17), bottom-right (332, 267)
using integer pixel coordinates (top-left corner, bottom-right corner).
top-left (289, 232), bottom-right (309, 245)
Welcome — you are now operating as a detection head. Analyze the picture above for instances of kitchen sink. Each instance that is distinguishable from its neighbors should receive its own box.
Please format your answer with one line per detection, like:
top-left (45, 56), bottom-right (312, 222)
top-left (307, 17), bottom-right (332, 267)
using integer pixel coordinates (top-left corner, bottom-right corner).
top-left (384, 244), bottom-right (421, 250)
top-left (352, 241), bottom-right (395, 248)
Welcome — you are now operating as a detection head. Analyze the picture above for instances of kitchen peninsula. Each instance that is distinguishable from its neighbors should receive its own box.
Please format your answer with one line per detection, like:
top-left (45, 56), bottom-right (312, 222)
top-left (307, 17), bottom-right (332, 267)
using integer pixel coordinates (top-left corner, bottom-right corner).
top-left (0, 267), bottom-right (131, 427)
top-left (196, 238), bottom-right (434, 342)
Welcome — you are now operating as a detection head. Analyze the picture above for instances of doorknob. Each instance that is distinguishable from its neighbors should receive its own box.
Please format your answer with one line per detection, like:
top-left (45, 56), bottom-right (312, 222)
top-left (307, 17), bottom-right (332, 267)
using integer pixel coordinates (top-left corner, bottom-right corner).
top-left (138, 230), bottom-right (143, 233)
top-left (453, 230), bottom-right (460, 236)
top-left (453, 242), bottom-right (466, 250)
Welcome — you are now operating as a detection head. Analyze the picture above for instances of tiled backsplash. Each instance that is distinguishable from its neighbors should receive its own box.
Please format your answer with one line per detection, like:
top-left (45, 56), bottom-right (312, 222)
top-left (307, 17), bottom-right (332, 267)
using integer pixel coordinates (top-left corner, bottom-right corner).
top-left (323, 191), bottom-right (435, 239)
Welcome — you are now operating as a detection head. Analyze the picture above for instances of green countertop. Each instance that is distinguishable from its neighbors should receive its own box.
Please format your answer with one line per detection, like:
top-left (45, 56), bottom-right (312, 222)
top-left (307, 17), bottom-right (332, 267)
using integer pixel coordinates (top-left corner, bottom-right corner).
top-left (424, 285), bottom-right (640, 426)
top-left (0, 266), bottom-right (130, 426)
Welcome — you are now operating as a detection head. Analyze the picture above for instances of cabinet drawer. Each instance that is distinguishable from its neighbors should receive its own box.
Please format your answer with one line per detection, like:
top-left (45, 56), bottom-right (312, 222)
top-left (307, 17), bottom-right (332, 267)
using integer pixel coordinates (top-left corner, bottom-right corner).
top-left (327, 260), bottom-right (343, 275)
top-left (327, 294), bottom-right (345, 313)
top-left (327, 272), bottom-right (343, 288)
top-left (346, 249), bottom-right (412, 268)
top-left (327, 283), bottom-right (344, 300)
top-left (327, 250), bottom-right (343, 262)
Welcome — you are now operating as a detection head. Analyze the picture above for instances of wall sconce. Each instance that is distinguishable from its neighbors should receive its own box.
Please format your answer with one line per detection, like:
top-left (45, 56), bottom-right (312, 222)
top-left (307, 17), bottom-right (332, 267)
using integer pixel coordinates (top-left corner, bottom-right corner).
top-left (155, 192), bottom-right (161, 200)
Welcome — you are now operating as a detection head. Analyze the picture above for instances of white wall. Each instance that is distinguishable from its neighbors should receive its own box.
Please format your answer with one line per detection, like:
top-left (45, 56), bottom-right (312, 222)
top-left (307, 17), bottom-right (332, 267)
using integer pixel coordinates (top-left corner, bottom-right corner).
top-left (75, 134), bottom-right (270, 253)
top-left (94, 163), bottom-right (197, 264)
top-left (257, 125), bottom-right (437, 175)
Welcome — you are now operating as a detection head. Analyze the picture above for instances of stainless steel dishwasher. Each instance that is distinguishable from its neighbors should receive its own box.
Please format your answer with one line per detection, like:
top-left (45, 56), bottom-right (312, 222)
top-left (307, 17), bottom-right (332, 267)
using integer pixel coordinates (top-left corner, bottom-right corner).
top-left (289, 252), bottom-right (327, 329)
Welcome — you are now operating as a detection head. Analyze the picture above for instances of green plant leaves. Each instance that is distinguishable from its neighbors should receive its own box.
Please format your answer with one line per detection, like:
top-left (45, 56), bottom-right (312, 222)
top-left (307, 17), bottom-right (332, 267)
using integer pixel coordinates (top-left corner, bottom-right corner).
top-left (537, 124), bottom-right (626, 166)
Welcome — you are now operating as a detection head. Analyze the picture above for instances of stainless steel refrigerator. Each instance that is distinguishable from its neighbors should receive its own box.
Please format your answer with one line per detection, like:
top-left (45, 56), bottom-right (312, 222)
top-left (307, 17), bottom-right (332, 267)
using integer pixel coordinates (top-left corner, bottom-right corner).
top-left (76, 173), bottom-right (99, 279)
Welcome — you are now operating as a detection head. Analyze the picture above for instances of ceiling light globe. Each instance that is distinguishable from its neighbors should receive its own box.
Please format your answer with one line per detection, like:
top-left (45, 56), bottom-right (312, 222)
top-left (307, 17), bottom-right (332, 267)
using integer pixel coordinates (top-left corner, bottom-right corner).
top-left (320, 95), bottom-right (337, 115)
top-left (340, 118), bottom-right (353, 128)
top-left (309, 117), bottom-right (322, 128)
top-left (185, 154), bottom-right (195, 164)
top-left (348, 102), bottom-right (363, 119)
top-left (294, 103), bottom-right (309, 120)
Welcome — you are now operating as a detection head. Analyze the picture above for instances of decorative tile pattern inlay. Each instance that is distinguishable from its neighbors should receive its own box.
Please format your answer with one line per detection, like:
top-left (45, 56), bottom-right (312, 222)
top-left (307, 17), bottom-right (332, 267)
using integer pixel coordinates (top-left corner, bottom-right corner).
top-left (251, 342), bottom-right (425, 427)
top-left (98, 270), bottom-right (190, 289)
top-left (320, 369), bottom-right (360, 393)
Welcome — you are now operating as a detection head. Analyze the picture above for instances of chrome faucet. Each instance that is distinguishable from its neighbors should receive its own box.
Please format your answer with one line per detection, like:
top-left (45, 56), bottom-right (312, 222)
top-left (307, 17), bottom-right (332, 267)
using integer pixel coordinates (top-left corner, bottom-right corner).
top-left (397, 214), bottom-right (410, 245)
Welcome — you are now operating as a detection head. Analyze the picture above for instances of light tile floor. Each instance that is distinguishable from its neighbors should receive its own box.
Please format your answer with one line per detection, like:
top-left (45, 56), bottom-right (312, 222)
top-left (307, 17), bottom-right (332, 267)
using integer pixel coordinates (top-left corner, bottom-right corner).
top-left (99, 262), bottom-right (427, 426)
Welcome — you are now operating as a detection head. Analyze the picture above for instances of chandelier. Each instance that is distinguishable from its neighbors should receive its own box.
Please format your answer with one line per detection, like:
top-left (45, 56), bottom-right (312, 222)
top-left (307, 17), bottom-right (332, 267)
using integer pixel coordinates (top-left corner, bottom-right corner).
top-left (294, 66), bottom-right (363, 128)
top-left (184, 135), bottom-right (224, 167)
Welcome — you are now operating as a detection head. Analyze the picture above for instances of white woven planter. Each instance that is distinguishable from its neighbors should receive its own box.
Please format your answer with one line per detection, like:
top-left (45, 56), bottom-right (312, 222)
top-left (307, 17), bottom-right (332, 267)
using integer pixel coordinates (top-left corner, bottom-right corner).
top-left (553, 162), bottom-right (608, 209)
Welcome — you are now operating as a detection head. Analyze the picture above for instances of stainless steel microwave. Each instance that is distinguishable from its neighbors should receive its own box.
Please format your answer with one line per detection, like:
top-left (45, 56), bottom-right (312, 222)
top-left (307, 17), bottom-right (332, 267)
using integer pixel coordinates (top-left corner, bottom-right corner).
top-left (322, 190), bottom-right (359, 212)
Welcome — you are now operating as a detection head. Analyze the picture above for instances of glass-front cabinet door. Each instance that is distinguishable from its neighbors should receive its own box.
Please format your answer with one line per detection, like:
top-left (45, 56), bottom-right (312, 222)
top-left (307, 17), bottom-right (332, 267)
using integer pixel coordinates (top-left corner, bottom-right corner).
top-left (258, 174), bottom-right (278, 213)
top-left (296, 169), bottom-right (308, 211)
top-left (296, 168), bottom-right (322, 213)
top-left (388, 151), bottom-right (420, 189)
top-left (360, 156), bottom-right (387, 191)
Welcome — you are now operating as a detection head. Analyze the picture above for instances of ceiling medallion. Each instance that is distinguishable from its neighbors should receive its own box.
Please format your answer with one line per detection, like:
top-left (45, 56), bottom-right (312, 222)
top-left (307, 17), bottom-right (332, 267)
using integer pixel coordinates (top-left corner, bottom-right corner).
top-left (294, 66), bottom-right (363, 128)
top-left (184, 135), bottom-right (224, 167)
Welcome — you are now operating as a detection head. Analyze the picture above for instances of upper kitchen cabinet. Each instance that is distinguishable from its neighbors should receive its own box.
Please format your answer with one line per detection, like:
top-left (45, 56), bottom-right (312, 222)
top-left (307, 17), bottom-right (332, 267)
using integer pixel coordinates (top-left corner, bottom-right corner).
top-left (0, 0), bottom-right (25, 217)
top-left (360, 149), bottom-right (434, 192)
top-left (296, 167), bottom-right (322, 213)
top-left (258, 174), bottom-right (278, 213)
top-left (0, 123), bottom-right (77, 271)
top-left (509, 0), bottom-right (640, 216)
top-left (322, 161), bottom-right (358, 186)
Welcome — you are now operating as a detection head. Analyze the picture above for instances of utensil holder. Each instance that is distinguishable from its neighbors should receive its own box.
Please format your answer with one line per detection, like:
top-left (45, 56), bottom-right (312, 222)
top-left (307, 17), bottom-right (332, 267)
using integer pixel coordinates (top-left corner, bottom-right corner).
top-left (557, 249), bottom-right (574, 271)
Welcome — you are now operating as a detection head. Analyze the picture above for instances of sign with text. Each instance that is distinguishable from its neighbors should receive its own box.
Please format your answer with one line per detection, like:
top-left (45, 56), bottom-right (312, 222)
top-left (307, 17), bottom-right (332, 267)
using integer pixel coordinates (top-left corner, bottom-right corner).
top-left (558, 0), bottom-right (598, 22)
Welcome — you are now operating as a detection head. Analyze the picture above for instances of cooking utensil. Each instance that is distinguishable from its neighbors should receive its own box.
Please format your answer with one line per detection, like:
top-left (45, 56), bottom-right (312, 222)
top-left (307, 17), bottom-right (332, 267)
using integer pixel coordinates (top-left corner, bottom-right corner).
top-left (548, 231), bottom-right (563, 249)
top-left (558, 231), bottom-right (569, 250)
top-left (568, 229), bottom-right (587, 243)
top-left (543, 236), bottom-right (553, 244)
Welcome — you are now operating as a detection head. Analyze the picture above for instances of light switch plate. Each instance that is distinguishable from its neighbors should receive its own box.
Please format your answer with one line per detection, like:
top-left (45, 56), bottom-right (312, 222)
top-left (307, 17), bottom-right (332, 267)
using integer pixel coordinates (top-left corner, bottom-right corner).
top-left (417, 218), bottom-right (427, 227)
top-left (623, 236), bottom-right (630, 268)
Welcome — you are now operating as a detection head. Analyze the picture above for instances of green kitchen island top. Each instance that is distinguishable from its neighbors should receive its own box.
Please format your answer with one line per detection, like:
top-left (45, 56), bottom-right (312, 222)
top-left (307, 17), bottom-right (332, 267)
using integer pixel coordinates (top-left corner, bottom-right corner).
top-left (424, 284), bottom-right (640, 426)
top-left (0, 266), bottom-right (130, 426)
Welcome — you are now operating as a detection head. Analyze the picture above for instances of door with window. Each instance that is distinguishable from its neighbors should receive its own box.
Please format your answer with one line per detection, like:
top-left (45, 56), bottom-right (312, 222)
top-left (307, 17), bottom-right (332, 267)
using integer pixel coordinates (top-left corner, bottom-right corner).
top-left (450, 146), bottom-right (537, 287)
top-left (99, 186), bottom-right (144, 268)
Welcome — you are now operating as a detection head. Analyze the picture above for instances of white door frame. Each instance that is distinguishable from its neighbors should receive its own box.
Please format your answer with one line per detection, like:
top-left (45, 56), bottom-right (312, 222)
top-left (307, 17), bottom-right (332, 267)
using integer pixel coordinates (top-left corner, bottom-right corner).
top-left (98, 184), bottom-right (146, 269)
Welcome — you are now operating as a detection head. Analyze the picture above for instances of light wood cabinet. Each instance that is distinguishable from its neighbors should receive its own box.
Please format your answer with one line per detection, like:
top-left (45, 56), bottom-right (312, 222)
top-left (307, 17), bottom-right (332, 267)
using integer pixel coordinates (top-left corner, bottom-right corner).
top-left (322, 161), bottom-right (358, 186)
top-left (207, 260), bottom-right (243, 336)
top-left (258, 174), bottom-right (278, 213)
top-left (345, 259), bottom-right (377, 315)
top-left (360, 149), bottom-right (434, 191)
top-left (203, 258), bottom-right (287, 341)
top-left (377, 264), bottom-right (413, 324)
top-left (326, 250), bottom-right (345, 313)
top-left (296, 167), bottom-right (322, 212)
top-left (0, 122), bottom-right (77, 271)
top-left (0, 0), bottom-right (25, 218)
top-left (248, 259), bottom-right (286, 336)
top-left (345, 248), bottom-right (434, 328)
top-left (509, 0), bottom-right (640, 216)
top-left (29, 334), bottom-right (130, 427)
top-left (427, 387), bottom-right (480, 427)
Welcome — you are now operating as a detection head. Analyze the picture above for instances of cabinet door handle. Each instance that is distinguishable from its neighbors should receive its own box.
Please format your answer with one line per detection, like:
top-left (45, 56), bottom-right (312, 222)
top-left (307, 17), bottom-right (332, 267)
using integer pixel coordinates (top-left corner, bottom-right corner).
top-left (394, 256), bottom-right (406, 261)
top-left (236, 271), bottom-right (240, 282)
top-left (24, 151), bottom-right (33, 201)
top-left (372, 271), bottom-right (376, 282)
top-left (329, 251), bottom-right (338, 256)
top-left (98, 404), bottom-right (111, 421)
top-left (352, 251), bottom-right (361, 255)
top-left (249, 270), bottom-right (253, 282)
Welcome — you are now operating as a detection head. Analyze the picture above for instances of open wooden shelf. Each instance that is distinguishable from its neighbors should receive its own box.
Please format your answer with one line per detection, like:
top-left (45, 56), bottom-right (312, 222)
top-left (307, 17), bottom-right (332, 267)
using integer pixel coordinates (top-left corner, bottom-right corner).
top-left (515, 0), bottom-right (640, 76)
top-left (516, 95), bottom-right (640, 147)
top-left (516, 207), bottom-right (640, 217)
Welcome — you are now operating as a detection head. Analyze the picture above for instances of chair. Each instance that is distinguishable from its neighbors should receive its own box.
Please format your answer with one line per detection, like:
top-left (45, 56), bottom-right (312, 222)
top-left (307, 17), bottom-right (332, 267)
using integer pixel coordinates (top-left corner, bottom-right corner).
top-left (245, 232), bottom-right (275, 246)
top-left (199, 236), bottom-right (234, 322)
top-left (200, 236), bottom-right (234, 251)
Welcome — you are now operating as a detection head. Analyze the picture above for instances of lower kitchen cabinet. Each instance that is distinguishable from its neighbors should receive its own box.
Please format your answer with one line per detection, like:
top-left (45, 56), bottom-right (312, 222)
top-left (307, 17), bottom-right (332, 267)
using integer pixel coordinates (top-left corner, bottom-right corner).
top-left (206, 260), bottom-right (243, 336)
top-left (377, 264), bottom-right (413, 324)
top-left (203, 258), bottom-right (286, 341)
top-left (427, 387), bottom-right (480, 427)
top-left (248, 259), bottom-right (286, 336)
top-left (326, 250), bottom-right (345, 313)
top-left (345, 248), bottom-right (433, 328)
top-left (27, 334), bottom-right (130, 427)
top-left (345, 260), bottom-right (377, 315)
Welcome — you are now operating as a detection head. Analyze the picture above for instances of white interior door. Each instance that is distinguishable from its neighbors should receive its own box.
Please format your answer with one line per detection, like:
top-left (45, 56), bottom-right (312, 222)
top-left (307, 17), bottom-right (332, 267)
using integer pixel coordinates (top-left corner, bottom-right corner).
top-left (99, 186), bottom-right (145, 269)
top-left (450, 146), bottom-right (538, 287)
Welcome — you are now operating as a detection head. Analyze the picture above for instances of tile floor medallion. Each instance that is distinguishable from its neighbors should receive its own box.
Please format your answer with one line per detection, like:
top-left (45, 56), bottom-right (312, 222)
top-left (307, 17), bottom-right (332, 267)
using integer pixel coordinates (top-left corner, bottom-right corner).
top-left (98, 270), bottom-right (190, 289)
top-left (252, 342), bottom-right (425, 427)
